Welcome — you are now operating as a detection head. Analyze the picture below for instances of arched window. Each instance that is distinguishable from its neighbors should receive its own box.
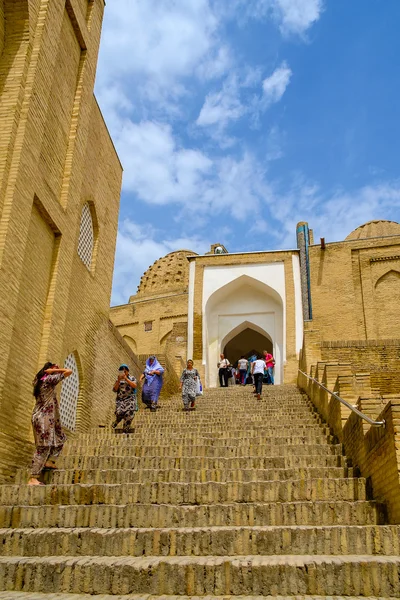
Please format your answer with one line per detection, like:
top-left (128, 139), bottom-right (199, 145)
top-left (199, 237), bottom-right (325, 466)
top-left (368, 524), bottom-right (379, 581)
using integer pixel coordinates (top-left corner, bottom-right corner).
top-left (374, 270), bottom-right (400, 338)
top-left (77, 203), bottom-right (94, 269)
top-left (59, 353), bottom-right (80, 431)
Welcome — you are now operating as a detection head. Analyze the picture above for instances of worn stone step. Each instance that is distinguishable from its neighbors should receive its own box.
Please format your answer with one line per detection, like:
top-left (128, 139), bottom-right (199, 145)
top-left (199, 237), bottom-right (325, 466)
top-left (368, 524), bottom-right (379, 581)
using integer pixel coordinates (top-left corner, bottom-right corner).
top-left (126, 421), bottom-right (325, 430)
top-left (128, 412), bottom-right (322, 420)
top-left (54, 454), bottom-right (348, 472)
top-left (0, 478), bottom-right (366, 507)
top-left (128, 414), bottom-right (323, 429)
top-left (61, 443), bottom-right (343, 458)
top-left (79, 426), bottom-right (331, 439)
top-left (64, 435), bottom-right (334, 452)
top-left (32, 466), bottom-right (351, 486)
top-left (120, 423), bottom-right (325, 434)
top-left (0, 501), bottom-right (383, 529)
top-left (134, 405), bottom-right (317, 412)
top-left (1, 525), bottom-right (399, 558)
top-left (81, 425), bottom-right (331, 440)
top-left (0, 595), bottom-right (397, 600)
top-left (0, 554), bottom-right (398, 596)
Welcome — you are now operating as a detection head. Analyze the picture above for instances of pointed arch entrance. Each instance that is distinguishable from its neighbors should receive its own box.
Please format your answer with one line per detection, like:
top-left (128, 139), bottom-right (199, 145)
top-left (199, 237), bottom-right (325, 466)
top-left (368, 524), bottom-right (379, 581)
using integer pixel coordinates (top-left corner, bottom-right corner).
top-left (222, 322), bottom-right (273, 366)
top-left (204, 272), bottom-right (284, 387)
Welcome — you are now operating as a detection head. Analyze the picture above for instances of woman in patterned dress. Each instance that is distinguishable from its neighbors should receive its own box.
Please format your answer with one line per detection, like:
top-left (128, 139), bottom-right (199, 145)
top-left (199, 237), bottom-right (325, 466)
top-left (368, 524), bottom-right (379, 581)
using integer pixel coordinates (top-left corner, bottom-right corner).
top-left (180, 359), bottom-right (200, 412)
top-left (112, 364), bottom-right (138, 432)
top-left (28, 362), bottom-right (72, 486)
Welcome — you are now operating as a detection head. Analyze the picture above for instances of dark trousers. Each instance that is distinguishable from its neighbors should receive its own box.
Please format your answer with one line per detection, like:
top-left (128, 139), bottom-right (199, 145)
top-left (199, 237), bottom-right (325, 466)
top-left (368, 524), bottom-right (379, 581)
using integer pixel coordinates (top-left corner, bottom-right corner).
top-left (254, 373), bottom-right (263, 396)
top-left (219, 368), bottom-right (229, 387)
top-left (239, 369), bottom-right (247, 384)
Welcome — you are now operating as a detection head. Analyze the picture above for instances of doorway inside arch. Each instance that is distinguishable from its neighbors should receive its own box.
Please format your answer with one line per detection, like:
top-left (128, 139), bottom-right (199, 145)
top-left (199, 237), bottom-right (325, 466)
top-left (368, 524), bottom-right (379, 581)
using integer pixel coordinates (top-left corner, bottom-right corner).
top-left (223, 327), bottom-right (273, 366)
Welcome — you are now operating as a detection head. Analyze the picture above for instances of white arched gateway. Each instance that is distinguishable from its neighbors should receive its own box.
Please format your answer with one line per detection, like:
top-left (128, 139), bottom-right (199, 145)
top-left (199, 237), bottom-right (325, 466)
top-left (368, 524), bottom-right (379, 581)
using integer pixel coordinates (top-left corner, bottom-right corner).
top-left (186, 253), bottom-right (304, 387)
top-left (204, 272), bottom-right (284, 387)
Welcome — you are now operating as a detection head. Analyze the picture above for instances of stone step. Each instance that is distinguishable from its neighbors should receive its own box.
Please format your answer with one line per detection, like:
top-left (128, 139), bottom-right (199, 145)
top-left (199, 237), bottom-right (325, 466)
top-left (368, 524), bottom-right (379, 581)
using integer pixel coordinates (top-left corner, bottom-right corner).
top-left (0, 478), bottom-right (366, 507)
top-left (136, 405), bottom-right (316, 410)
top-left (60, 443), bottom-right (343, 458)
top-left (64, 435), bottom-right (335, 452)
top-left (0, 595), bottom-right (397, 600)
top-left (135, 403), bottom-right (316, 410)
top-left (1, 525), bottom-right (398, 558)
top-left (31, 466), bottom-right (351, 486)
top-left (127, 420), bottom-right (325, 429)
top-left (127, 415), bottom-right (323, 423)
top-left (0, 554), bottom-right (398, 596)
top-left (119, 422), bottom-right (324, 433)
top-left (54, 454), bottom-right (348, 472)
top-left (81, 425), bottom-right (331, 439)
top-left (0, 501), bottom-right (383, 529)
top-left (127, 411), bottom-right (321, 419)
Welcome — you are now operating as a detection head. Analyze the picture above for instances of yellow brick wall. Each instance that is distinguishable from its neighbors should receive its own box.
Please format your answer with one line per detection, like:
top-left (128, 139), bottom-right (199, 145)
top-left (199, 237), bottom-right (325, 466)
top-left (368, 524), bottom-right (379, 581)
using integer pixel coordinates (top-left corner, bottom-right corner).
top-left (111, 292), bottom-right (189, 359)
top-left (308, 237), bottom-right (400, 341)
top-left (321, 340), bottom-right (400, 395)
top-left (299, 361), bottom-right (400, 523)
top-left (0, 0), bottom-right (139, 482)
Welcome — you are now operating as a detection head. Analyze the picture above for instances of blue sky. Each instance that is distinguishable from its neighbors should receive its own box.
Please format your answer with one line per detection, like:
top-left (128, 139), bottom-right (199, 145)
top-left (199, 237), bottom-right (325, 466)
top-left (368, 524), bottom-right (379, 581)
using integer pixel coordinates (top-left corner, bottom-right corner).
top-left (94, 0), bottom-right (400, 306)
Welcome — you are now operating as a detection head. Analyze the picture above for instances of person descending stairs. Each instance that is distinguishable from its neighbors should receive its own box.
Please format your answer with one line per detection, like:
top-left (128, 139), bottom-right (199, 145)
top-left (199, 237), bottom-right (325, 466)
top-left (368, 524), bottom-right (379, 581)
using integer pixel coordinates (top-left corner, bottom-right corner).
top-left (0, 384), bottom-right (399, 598)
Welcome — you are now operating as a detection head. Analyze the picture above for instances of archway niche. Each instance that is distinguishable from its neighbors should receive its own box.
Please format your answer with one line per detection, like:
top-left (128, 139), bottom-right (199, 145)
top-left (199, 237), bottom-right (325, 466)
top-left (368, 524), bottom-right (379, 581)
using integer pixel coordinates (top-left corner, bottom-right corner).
top-left (204, 274), bottom-right (284, 387)
top-left (223, 326), bottom-right (273, 366)
top-left (374, 270), bottom-right (400, 338)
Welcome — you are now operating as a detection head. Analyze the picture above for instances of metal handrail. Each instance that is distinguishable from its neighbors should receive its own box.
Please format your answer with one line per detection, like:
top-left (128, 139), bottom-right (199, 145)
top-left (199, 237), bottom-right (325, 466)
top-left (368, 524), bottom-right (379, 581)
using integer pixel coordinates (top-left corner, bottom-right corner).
top-left (298, 369), bottom-right (385, 428)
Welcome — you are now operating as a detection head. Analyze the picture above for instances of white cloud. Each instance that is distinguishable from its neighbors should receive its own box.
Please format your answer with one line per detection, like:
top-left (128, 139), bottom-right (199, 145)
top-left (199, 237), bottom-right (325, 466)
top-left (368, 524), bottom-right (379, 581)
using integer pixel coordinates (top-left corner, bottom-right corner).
top-left (98, 0), bottom-right (218, 85)
top-left (265, 126), bottom-right (285, 160)
top-left (273, 0), bottom-right (323, 36)
top-left (111, 220), bottom-right (211, 305)
top-left (270, 179), bottom-right (400, 247)
top-left (262, 62), bottom-right (292, 104)
top-left (116, 120), bottom-right (213, 204)
top-left (224, 0), bottom-right (323, 36)
top-left (196, 76), bottom-right (245, 128)
top-left (111, 175), bottom-right (400, 304)
top-left (196, 45), bottom-right (233, 80)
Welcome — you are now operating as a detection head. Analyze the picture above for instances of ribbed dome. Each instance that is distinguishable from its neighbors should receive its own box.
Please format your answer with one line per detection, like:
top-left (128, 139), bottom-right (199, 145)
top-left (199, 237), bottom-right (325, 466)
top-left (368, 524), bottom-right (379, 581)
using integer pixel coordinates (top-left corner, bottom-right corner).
top-left (136, 250), bottom-right (196, 296)
top-left (345, 220), bottom-right (400, 241)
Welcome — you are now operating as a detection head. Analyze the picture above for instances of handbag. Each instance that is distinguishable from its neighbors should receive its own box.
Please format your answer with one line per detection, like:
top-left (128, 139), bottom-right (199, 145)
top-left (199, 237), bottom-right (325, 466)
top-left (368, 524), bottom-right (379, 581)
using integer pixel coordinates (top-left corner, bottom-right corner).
top-left (195, 377), bottom-right (203, 396)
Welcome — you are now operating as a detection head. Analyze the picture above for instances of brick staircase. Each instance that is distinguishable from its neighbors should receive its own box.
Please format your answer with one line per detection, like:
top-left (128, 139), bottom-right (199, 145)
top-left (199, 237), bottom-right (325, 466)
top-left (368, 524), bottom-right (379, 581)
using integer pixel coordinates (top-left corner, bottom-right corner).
top-left (0, 384), bottom-right (399, 599)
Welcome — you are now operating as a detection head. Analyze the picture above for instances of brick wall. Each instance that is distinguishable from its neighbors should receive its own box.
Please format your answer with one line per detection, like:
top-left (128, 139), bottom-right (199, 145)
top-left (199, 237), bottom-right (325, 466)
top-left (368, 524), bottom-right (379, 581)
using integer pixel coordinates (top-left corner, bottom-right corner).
top-left (0, 0), bottom-right (142, 482)
top-left (321, 340), bottom-right (400, 395)
top-left (299, 334), bottom-right (400, 523)
top-left (308, 237), bottom-right (400, 342)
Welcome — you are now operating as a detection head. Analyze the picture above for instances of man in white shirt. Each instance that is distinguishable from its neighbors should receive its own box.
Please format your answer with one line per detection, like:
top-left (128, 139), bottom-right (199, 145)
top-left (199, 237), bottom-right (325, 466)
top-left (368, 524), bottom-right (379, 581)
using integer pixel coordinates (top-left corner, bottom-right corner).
top-left (217, 353), bottom-right (230, 387)
top-left (251, 354), bottom-right (266, 400)
top-left (238, 356), bottom-right (248, 385)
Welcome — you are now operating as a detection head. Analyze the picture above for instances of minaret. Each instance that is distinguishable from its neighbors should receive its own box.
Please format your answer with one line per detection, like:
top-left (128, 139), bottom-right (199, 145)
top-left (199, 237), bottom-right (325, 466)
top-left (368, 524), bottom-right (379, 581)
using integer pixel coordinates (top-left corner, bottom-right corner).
top-left (296, 222), bottom-right (313, 320)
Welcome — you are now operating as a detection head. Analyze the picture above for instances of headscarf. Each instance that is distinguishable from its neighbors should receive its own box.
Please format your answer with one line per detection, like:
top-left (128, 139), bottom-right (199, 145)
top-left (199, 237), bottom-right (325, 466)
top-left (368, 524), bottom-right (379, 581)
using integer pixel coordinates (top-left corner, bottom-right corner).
top-left (144, 355), bottom-right (164, 384)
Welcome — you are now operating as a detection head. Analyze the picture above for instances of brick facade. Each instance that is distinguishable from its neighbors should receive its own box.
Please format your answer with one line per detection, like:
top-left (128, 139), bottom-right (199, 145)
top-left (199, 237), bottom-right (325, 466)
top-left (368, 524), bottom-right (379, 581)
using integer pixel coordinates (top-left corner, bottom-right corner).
top-left (0, 0), bottom-right (138, 481)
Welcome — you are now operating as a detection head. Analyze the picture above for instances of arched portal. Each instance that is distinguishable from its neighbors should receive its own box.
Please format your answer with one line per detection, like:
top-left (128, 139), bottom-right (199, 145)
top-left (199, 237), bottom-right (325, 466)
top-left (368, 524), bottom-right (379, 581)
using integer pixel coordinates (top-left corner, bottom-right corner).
top-left (204, 274), bottom-right (284, 386)
top-left (374, 270), bottom-right (400, 338)
top-left (223, 327), bottom-right (273, 365)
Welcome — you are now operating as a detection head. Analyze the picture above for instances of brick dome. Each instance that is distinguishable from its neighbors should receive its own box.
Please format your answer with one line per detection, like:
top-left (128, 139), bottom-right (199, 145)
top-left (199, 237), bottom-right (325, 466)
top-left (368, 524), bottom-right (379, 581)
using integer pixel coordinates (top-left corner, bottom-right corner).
top-left (345, 220), bottom-right (400, 241)
top-left (136, 250), bottom-right (197, 296)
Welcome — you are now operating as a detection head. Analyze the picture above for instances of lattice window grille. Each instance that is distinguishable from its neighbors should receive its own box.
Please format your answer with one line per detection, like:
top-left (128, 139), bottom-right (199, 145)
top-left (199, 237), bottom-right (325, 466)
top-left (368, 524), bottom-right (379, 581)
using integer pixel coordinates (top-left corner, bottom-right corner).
top-left (59, 353), bottom-right (79, 431)
top-left (77, 203), bottom-right (94, 269)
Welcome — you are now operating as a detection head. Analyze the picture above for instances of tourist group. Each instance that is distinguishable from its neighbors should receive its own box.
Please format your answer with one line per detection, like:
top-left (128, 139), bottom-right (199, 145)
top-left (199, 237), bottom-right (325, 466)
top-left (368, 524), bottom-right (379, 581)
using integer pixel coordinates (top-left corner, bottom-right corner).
top-left (28, 350), bottom-right (274, 485)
